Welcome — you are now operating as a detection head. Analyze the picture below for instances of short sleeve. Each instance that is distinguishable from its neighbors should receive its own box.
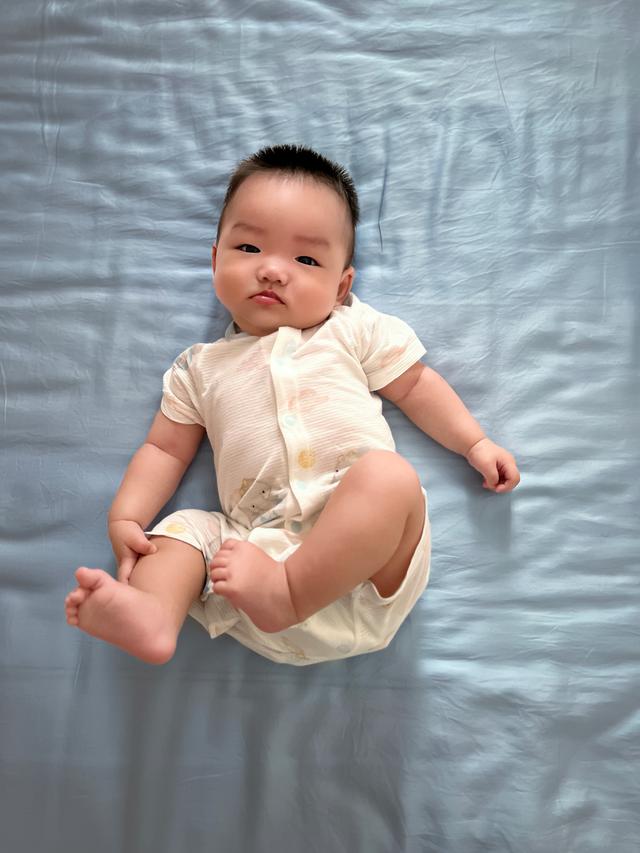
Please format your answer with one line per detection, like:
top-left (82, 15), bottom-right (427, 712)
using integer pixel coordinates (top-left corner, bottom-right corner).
top-left (352, 300), bottom-right (427, 391)
top-left (160, 346), bottom-right (205, 426)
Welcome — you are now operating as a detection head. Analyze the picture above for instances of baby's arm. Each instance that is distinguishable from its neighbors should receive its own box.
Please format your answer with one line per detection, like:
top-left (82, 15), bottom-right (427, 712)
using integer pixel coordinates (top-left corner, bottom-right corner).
top-left (108, 411), bottom-right (205, 581)
top-left (378, 363), bottom-right (520, 492)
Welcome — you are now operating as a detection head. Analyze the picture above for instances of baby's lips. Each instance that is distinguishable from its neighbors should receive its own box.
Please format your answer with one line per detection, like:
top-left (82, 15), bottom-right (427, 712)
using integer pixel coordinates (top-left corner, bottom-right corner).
top-left (253, 290), bottom-right (285, 304)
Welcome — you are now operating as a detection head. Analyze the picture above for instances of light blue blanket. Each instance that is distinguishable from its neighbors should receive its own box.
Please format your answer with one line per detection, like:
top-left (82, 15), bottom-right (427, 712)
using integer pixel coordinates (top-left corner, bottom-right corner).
top-left (1, 2), bottom-right (638, 851)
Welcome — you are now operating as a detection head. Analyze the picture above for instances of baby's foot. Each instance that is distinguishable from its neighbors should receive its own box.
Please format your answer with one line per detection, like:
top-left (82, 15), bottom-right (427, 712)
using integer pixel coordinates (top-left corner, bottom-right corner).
top-left (209, 540), bottom-right (299, 633)
top-left (64, 567), bottom-right (175, 664)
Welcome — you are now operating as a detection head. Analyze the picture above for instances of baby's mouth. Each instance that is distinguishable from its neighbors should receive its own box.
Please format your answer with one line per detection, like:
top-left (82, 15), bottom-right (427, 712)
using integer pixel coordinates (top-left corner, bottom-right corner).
top-left (252, 290), bottom-right (285, 305)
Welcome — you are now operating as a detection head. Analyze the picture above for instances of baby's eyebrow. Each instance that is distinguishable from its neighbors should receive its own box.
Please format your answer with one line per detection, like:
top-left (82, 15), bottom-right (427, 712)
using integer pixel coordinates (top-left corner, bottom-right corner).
top-left (230, 221), bottom-right (330, 249)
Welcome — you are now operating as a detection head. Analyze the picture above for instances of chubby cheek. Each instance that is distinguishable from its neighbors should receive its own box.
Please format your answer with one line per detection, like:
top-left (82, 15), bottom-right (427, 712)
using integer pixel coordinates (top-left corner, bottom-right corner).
top-left (213, 260), bottom-right (241, 293)
top-left (222, 256), bottom-right (254, 286)
top-left (213, 275), bottom-right (235, 308)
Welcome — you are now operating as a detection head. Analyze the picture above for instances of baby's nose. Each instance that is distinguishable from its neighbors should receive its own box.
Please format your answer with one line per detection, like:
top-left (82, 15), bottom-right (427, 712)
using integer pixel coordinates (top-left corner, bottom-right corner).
top-left (258, 259), bottom-right (288, 284)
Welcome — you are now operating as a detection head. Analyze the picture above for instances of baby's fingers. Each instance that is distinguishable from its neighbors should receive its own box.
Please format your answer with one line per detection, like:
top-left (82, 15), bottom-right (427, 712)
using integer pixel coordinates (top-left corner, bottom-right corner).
top-left (117, 555), bottom-right (136, 584)
top-left (481, 462), bottom-right (500, 490)
top-left (130, 532), bottom-right (158, 557)
top-left (492, 459), bottom-right (521, 493)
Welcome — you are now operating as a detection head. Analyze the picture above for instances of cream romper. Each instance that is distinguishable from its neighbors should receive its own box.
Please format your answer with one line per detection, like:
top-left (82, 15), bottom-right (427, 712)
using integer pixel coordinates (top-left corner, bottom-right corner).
top-left (148, 294), bottom-right (431, 665)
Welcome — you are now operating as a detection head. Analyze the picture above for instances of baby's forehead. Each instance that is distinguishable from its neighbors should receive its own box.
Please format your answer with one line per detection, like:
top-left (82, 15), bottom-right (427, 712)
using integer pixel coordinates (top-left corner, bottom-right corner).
top-left (233, 174), bottom-right (351, 233)
top-left (242, 171), bottom-right (345, 208)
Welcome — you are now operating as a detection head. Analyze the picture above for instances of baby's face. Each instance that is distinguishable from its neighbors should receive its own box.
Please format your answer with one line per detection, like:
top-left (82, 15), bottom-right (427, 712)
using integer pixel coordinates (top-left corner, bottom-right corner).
top-left (212, 173), bottom-right (355, 337)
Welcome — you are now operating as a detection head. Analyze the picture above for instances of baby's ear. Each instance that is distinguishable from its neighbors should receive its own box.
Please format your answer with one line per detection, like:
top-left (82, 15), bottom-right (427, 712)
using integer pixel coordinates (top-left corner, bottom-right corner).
top-left (336, 266), bottom-right (355, 304)
top-left (211, 244), bottom-right (218, 272)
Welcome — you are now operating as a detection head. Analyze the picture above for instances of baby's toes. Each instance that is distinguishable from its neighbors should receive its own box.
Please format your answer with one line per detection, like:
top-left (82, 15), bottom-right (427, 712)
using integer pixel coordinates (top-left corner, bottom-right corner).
top-left (65, 599), bottom-right (80, 625)
top-left (64, 587), bottom-right (89, 625)
top-left (67, 586), bottom-right (90, 606)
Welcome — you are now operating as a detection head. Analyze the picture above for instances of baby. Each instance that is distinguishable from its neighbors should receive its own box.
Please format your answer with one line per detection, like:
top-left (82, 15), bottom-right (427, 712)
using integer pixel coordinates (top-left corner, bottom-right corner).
top-left (65, 144), bottom-right (520, 666)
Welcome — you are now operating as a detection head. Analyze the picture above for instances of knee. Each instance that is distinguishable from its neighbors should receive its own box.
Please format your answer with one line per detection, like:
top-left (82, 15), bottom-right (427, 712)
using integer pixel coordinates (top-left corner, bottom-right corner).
top-left (349, 450), bottom-right (421, 497)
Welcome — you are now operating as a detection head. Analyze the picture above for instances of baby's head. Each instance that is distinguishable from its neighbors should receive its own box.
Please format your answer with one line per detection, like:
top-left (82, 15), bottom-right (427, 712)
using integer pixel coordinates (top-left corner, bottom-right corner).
top-left (213, 144), bottom-right (360, 337)
top-left (217, 144), bottom-right (360, 266)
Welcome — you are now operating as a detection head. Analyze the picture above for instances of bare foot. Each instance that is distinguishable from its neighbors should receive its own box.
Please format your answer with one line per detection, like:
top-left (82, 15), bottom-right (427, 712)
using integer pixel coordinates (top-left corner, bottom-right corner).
top-left (209, 540), bottom-right (299, 633)
top-left (65, 567), bottom-right (176, 664)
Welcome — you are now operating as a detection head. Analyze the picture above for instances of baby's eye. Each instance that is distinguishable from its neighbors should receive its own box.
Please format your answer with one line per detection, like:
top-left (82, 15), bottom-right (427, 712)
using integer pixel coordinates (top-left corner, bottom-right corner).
top-left (237, 243), bottom-right (260, 253)
top-left (297, 256), bottom-right (319, 266)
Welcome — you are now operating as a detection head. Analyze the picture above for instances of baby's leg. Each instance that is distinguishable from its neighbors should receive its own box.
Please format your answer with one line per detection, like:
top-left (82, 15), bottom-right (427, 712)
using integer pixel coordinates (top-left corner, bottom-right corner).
top-left (210, 450), bottom-right (425, 632)
top-left (64, 537), bottom-right (205, 664)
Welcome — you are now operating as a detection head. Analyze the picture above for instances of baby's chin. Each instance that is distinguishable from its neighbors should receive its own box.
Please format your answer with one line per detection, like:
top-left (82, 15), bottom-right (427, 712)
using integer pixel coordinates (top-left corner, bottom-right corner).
top-left (231, 304), bottom-right (338, 337)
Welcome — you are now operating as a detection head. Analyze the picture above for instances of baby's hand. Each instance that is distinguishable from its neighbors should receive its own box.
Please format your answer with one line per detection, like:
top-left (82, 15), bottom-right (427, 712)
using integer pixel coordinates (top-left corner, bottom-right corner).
top-left (108, 519), bottom-right (158, 583)
top-left (465, 438), bottom-right (520, 493)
